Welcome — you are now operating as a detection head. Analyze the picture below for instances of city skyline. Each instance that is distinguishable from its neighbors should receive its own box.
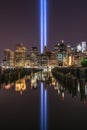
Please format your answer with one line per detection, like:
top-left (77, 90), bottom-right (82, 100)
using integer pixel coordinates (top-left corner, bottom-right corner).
top-left (0, 0), bottom-right (87, 60)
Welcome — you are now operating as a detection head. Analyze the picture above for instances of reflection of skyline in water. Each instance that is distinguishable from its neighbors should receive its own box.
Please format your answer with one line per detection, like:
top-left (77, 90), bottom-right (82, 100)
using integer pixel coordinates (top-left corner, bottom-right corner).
top-left (0, 72), bottom-right (87, 130)
top-left (0, 71), bottom-right (87, 129)
top-left (40, 83), bottom-right (47, 130)
top-left (1, 70), bottom-right (87, 103)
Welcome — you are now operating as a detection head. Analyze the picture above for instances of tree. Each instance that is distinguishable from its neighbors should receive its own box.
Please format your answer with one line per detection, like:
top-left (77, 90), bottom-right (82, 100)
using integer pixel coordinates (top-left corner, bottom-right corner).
top-left (81, 59), bottom-right (87, 67)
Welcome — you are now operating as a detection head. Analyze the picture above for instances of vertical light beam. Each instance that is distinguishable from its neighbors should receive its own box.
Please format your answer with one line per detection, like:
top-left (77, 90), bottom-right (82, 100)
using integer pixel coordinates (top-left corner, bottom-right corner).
top-left (40, 0), bottom-right (47, 53)
top-left (44, 0), bottom-right (47, 46)
top-left (40, 0), bottom-right (44, 53)
top-left (40, 0), bottom-right (47, 129)
top-left (41, 83), bottom-right (44, 130)
top-left (44, 89), bottom-right (47, 130)
top-left (40, 83), bottom-right (47, 130)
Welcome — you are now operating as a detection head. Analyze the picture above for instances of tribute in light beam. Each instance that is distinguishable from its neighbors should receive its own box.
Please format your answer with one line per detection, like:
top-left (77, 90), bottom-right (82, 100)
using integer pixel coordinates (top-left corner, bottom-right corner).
top-left (40, 0), bottom-right (47, 129)
top-left (40, 0), bottom-right (44, 53)
top-left (40, 83), bottom-right (47, 130)
top-left (40, 0), bottom-right (47, 53)
top-left (41, 83), bottom-right (44, 130)
top-left (44, 0), bottom-right (47, 47)
top-left (44, 89), bottom-right (47, 130)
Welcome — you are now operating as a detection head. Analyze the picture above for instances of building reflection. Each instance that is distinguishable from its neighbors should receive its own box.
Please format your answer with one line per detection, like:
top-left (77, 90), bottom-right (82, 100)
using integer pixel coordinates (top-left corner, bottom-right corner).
top-left (3, 83), bottom-right (14, 90)
top-left (15, 78), bottom-right (26, 94)
top-left (30, 71), bottom-right (48, 130)
top-left (1, 69), bottom-right (87, 103)
top-left (4, 84), bottom-right (11, 90)
top-left (80, 80), bottom-right (86, 103)
top-left (30, 73), bottom-right (38, 89)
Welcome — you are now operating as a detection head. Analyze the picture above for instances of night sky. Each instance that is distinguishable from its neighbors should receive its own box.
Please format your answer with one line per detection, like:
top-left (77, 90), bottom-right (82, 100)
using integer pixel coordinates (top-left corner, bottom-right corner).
top-left (0, 0), bottom-right (87, 60)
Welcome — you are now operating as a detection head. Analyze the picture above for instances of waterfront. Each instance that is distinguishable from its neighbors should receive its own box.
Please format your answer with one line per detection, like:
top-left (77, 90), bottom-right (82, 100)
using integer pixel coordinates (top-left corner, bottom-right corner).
top-left (0, 70), bottom-right (87, 129)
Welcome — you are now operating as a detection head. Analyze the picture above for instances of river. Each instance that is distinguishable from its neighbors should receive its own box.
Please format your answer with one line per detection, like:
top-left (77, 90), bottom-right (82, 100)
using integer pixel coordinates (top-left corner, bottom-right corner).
top-left (0, 70), bottom-right (87, 129)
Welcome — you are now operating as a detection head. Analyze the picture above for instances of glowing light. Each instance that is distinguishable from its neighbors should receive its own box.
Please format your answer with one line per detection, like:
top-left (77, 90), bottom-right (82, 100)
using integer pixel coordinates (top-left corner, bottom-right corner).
top-left (69, 56), bottom-right (72, 66)
top-left (40, 0), bottom-right (44, 53)
top-left (61, 92), bottom-right (64, 100)
top-left (40, 0), bottom-right (47, 53)
top-left (77, 44), bottom-right (82, 52)
top-left (40, 83), bottom-right (47, 130)
top-left (15, 79), bottom-right (26, 92)
top-left (40, 0), bottom-right (47, 129)
top-left (41, 83), bottom-right (44, 130)
top-left (4, 84), bottom-right (11, 90)
top-left (44, 0), bottom-right (47, 46)
top-left (44, 89), bottom-right (47, 130)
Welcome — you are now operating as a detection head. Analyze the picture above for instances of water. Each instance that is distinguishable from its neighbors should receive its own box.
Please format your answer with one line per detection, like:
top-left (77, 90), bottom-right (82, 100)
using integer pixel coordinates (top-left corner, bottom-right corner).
top-left (0, 70), bottom-right (87, 129)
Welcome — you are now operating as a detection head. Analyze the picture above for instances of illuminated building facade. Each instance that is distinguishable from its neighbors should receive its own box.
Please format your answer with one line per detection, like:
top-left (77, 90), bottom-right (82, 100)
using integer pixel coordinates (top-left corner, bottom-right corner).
top-left (38, 53), bottom-right (48, 67)
top-left (40, 0), bottom-right (47, 130)
top-left (82, 41), bottom-right (86, 52)
top-left (57, 41), bottom-right (67, 66)
top-left (30, 47), bottom-right (38, 66)
top-left (49, 52), bottom-right (58, 66)
top-left (15, 43), bottom-right (27, 67)
top-left (67, 45), bottom-right (71, 54)
top-left (3, 49), bottom-right (14, 67)
top-left (77, 44), bottom-right (82, 52)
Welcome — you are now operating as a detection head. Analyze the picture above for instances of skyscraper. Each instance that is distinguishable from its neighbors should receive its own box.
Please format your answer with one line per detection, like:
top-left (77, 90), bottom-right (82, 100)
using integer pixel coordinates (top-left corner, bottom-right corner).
top-left (82, 41), bottom-right (86, 52)
top-left (15, 43), bottom-right (27, 67)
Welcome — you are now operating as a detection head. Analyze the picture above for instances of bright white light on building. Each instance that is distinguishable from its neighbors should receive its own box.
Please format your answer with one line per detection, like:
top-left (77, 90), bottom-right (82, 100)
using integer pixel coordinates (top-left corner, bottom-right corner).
top-left (77, 44), bottom-right (82, 52)
top-left (82, 41), bottom-right (86, 52)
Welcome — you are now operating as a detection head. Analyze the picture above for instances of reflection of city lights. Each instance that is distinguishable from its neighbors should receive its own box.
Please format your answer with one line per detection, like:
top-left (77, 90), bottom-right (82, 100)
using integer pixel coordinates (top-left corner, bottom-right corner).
top-left (27, 75), bottom-right (30, 80)
top-left (44, 89), bottom-right (47, 130)
top-left (48, 67), bottom-right (51, 72)
top-left (61, 92), bottom-right (64, 100)
top-left (58, 89), bottom-right (60, 94)
top-left (40, 83), bottom-right (47, 130)
top-left (85, 83), bottom-right (87, 96)
top-left (41, 83), bottom-right (44, 130)
top-left (78, 82), bottom-right (80, 92)
top-left (4, 83), bottom-right (14, 90)
top-left (52, 78), bottom-right (56, 86)
top-left (15, 79), bottom-right (26, 93)
top-left (52, 81), bottom-right (56, 86)
top-left (54, 86), bottom-right (58, 90)
top-left (4, 84), bottom-right (11, 90)
top-left (69, 56), bottom-right (72, 66)
top-left (31, 78), bottom-right (37, 89)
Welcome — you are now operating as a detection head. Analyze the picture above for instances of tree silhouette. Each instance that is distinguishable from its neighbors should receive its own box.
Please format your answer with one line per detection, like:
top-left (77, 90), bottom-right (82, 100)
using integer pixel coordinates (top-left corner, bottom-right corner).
top-left (81, 59), bottom-right (87, 67)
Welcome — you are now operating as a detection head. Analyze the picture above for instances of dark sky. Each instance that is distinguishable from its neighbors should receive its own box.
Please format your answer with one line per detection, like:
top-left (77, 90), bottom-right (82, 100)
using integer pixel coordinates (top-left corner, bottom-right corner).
top-left (0, 0), bottom-right (87, 60)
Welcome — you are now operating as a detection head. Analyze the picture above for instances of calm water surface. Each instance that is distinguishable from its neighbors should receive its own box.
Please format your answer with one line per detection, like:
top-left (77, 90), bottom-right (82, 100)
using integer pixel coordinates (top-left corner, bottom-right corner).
top-left (0, 70), bottom-right (87, 129)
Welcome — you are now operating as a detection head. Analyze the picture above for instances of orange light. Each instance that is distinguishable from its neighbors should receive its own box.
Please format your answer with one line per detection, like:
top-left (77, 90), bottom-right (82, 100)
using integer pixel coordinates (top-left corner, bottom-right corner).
top-left (15, 79), bottom-right (26, 92)
top-left (69, 56), bottom-right (72, 66)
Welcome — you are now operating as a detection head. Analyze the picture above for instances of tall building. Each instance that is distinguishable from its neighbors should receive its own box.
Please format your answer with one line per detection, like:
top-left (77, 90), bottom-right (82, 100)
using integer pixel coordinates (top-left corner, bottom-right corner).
top-left (38, 53), bottom-right (48, 67)
top-left (54, 43), bottom-right (60, 52)
top-left (67, 45), bottom-right (71, 54)
top-left (82, 41), bottom-right (86, 52)
top-left (3, 49), bottom-right (14, 67)
top-left (77, 44), bottom-right (82, 52)
top-left (30, 47), bottom-right (38, 66)
top-left (30, 47), bottom-right (38, 56)
top-left (15, 43), bottom-right (27, 67)
top-left (57, 40), bottom-right (67, 66)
